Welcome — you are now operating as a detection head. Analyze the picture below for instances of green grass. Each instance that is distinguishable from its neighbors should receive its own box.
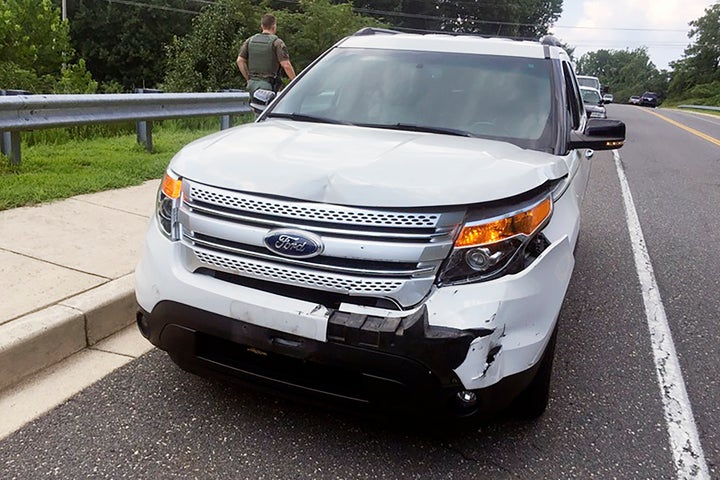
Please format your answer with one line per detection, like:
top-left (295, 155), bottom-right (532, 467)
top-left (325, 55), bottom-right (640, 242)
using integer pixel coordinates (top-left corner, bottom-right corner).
top-left (0, 117), bottom-right (251, 210)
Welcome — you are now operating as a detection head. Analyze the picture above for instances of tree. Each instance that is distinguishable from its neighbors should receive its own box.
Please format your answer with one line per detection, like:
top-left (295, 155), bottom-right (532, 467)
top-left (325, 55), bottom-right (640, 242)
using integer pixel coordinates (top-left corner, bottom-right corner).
top-left (667, 4), bottom-right (720, 102)
top-left (352, 0), bottom-right (562, 39)
top-left (163, 0), bottom-right (257, 92)
top-left (63, 0), bottom-right (198, 91)
top-left (441, 0), bottom-right (562, 38)
top-left (163, 0), bottom-right (384, 92)
top-left (0, 0), bottom-right (96, 92)
top-left (276, 0), bottom-right (387, 71)
top-left (1, 0), bottom-right (70, 75)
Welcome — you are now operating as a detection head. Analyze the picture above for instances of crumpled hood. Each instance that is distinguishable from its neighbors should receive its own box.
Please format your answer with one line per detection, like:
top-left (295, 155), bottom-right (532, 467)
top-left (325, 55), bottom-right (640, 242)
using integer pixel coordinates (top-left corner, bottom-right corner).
top-left (169, 120), bottom-right (568, 207)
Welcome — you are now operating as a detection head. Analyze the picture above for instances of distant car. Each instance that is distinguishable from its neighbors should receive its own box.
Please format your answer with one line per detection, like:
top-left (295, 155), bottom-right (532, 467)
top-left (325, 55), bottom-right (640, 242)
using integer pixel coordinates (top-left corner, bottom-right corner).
top-left (629, 95), bottom-right (640, 105)
top-left (602, 93), bottom-right (613, 103)
top-left (640, 92), bottom-right (659, 107)
top-left (580, 86), bottom-right (607, 119)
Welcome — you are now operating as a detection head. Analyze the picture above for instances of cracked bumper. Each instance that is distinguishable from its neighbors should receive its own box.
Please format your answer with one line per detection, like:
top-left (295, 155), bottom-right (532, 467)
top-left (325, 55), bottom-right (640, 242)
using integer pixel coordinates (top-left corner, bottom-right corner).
top-left (136, 215), bottom-right (574, 416)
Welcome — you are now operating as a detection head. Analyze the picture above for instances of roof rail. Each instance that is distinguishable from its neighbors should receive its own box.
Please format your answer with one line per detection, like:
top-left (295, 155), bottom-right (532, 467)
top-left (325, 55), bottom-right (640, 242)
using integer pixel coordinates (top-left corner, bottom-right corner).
top-left (353, 27), bottom-right (402, 36)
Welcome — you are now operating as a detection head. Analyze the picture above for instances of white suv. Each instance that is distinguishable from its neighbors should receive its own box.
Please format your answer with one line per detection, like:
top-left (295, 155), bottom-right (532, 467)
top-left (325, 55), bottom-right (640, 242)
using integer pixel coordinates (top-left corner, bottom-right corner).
top-left (135, 29), bottom-right (625, 420)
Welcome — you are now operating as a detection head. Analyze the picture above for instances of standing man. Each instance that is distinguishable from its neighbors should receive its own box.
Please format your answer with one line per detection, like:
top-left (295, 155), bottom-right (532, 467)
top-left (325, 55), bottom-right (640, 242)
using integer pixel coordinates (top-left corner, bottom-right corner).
top-left (237, 14), bottom-right (296, 97)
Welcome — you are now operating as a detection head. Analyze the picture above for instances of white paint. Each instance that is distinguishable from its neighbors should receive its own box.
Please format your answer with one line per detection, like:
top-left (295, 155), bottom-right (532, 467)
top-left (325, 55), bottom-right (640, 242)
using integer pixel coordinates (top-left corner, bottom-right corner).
top-left (613, 150), bottom-right (710, 479)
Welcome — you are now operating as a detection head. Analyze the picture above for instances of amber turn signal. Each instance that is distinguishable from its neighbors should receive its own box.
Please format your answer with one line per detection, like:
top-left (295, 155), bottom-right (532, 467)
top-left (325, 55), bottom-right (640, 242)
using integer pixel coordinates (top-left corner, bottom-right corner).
top-left (161, 173), bottom-right (182, 199)
top-left (455, 197), bottom-right (552, 247)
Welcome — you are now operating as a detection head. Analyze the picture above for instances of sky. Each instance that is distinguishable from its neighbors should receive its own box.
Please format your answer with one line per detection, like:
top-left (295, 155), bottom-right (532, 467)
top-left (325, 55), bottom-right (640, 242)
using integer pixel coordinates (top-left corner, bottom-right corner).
top-left (551, 0), bottom-right (717, 70)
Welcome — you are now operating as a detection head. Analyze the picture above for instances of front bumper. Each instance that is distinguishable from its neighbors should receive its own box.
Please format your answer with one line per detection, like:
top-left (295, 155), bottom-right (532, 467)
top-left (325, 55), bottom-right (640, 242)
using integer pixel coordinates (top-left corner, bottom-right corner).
top-left (136, 210), bottom-right (575, 416)
top-left (137, 301), bottom-right (544, 417)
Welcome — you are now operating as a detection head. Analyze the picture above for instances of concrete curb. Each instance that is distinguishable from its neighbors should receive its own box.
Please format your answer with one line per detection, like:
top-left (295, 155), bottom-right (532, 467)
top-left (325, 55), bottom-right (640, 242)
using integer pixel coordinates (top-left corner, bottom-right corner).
top-left (0, 275), bottom-right (136, 392)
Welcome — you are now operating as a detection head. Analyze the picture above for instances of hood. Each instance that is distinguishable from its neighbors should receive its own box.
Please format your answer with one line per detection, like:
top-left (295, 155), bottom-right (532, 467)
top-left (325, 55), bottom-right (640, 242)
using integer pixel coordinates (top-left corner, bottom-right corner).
top-left (169, 120), bottom-right (568, 208)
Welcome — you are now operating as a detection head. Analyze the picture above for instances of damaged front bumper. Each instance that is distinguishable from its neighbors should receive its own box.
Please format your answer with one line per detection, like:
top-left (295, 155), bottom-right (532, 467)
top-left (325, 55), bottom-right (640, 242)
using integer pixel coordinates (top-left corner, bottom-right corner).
top-left (138, 301), bottom-right (537, 417)
top-left (136, 216), bottom-right (574, 417)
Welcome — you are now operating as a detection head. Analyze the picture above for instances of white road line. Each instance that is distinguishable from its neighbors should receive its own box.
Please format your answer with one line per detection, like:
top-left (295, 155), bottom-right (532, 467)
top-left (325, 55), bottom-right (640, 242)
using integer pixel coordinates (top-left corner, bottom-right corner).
top-left (613, 150), bottom-right (710, 479)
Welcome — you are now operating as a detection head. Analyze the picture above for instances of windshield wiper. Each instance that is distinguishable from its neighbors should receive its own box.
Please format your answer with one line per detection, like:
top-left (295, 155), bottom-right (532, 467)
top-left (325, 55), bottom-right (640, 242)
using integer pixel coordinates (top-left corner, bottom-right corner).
top-left (265, 112), bottom-right (350, 125)
top-left (357, 123), bottom-right (476, 137)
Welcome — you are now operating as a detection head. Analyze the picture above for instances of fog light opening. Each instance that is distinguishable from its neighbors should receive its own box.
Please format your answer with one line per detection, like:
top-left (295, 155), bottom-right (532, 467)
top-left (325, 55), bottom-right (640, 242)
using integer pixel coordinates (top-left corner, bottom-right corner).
top-left (456, 390), bottom-right (478, 408)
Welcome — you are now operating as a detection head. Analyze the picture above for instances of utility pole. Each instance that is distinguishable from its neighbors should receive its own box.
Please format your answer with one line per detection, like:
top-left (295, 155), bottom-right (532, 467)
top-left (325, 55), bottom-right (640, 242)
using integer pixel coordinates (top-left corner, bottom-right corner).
top-left (62, 0), bottom-right (67, 20)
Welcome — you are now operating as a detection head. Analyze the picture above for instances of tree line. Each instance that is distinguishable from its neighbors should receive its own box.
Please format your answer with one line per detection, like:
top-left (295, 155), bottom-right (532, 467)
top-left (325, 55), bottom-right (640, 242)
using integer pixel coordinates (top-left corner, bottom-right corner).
top-left (0, 0), bottom-right (560, 93)
top-left (1, 0), bottom-right (718, 105)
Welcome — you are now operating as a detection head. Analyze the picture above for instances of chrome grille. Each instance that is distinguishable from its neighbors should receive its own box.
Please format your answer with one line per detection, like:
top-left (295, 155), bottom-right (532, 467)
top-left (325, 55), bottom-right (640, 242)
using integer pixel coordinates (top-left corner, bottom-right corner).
top-left (180, 180), bottom-right (465, 308)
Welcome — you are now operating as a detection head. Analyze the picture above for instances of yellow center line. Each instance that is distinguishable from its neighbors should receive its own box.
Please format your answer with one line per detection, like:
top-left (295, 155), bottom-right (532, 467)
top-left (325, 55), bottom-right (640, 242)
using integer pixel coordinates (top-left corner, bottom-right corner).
top-left (641, 108), bottom-right (720, 147)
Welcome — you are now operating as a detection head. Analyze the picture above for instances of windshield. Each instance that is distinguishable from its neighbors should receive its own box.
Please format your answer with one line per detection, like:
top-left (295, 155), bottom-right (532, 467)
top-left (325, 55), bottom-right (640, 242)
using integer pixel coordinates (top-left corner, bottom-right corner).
top-left (266, 48), bottom-right (556, 152)
top-left (581, 88), bottom-right (602, 104)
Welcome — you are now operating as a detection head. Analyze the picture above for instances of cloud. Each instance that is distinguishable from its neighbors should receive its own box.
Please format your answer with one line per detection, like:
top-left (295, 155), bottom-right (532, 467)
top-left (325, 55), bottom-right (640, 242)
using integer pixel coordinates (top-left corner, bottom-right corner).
top-left (553, 0), bottom-right (713, 69)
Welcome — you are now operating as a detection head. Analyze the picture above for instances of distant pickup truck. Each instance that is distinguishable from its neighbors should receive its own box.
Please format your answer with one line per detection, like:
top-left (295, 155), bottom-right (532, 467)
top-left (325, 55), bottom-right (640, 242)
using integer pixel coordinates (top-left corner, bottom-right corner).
top-left (576, 75), bottom-right (602, 93)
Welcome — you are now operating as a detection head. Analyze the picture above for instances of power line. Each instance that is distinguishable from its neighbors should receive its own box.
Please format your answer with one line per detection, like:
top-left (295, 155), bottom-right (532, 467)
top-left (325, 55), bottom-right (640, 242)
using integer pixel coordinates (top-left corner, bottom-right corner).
top-left (104, 0), bottom-right (201, 15)
top-left (552, 25), bottom-right (688, 32)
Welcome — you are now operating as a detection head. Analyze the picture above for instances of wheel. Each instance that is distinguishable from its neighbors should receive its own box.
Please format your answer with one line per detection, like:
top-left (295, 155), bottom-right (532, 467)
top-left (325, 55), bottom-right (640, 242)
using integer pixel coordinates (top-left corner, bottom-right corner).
top-left (511, 326), bottom-right (558, 419)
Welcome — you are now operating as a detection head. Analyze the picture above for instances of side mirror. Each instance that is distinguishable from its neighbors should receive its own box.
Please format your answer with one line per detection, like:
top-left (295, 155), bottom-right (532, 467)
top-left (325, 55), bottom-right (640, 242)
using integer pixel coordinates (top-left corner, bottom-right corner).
top-left (250, 89), bottom-right (276, 115)
top-left (568, 119), bottom-right (625, 151)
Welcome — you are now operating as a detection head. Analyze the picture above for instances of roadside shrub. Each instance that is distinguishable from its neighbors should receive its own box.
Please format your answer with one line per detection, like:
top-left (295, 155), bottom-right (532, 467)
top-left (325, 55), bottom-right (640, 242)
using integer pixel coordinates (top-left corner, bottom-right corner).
top-left (53, 59), bottom-right (98, 94)
top-left (687, 81), bottom-right (720, 100)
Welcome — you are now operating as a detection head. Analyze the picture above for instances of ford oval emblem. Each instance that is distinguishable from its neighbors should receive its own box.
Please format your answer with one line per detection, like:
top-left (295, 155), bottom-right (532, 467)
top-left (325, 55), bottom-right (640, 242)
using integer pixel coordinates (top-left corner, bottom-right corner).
top-left (263, 229), bottom-right (324, 259)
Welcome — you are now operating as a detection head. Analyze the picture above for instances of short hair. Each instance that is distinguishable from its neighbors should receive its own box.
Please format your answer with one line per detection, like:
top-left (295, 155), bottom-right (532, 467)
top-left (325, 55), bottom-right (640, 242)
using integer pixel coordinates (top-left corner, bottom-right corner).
top-left (261, 14), bottom-right (276, 30)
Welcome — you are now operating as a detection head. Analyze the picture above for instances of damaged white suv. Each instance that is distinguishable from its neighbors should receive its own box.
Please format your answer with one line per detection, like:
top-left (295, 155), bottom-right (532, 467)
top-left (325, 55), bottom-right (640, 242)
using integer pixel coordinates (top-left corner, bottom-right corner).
top-left (135, 29), bottom-right (625, 419)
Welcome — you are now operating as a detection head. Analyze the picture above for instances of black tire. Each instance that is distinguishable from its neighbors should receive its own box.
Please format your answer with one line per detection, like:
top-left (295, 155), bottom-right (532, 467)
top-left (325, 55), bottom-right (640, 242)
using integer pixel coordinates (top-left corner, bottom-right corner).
top-left (511, 326), bottom-right (558, 419)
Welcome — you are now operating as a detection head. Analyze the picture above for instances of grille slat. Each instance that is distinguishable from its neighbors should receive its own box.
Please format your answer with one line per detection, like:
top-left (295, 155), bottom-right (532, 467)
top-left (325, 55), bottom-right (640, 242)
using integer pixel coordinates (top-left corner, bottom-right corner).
top-left (186, 202), bottom-right (453, 241)
top-left (194, 250), bottom-right (404, 294)
top-left (189, 184), bottom-right (445, 228)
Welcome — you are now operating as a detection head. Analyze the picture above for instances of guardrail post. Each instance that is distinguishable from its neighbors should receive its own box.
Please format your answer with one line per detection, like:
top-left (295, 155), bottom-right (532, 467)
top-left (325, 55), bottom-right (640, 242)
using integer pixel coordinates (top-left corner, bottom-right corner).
top-left (134, 88), bottom-right (163, 152)
top-left (2, 131), bottom-right (21, 165)
top-left (1, 89), bottom-right (31, 165)
top-left (1, 130), bottom-right (9, 155)
top-left (220, 115), bottom-right (231, 130)
top-left (136, 120), bottom-right (153, 152)
top-left (219, 89), bottom-right (245, 130)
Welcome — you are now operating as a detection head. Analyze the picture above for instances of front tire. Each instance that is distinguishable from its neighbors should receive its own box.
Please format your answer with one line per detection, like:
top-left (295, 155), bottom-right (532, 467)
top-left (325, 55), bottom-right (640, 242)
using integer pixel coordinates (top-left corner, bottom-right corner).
top-left (511, 326), bottom-right (558, 419)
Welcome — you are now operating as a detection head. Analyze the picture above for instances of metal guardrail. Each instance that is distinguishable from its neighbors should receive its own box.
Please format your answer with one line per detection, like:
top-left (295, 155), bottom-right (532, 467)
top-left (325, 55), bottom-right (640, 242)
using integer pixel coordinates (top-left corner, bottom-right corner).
top-left (0, 92), bottom-right (251, 165)
top-left (678, 104), bottom-right (720, 112)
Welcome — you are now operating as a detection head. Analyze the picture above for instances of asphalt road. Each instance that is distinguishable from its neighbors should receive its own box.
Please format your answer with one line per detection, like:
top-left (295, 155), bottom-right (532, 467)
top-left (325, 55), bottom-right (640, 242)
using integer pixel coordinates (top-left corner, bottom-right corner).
top-left (1, 105), bottom-right (717, 479)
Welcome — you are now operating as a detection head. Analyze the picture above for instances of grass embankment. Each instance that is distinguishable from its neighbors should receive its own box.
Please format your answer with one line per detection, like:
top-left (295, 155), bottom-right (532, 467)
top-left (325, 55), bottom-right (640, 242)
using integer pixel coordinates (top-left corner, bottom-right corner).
top-left (0, 117), bottom-right (251, 211)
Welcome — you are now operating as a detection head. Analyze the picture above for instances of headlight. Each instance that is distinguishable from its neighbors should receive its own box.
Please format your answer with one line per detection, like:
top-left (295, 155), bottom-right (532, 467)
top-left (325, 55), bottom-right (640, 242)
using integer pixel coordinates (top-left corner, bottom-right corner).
top-left (156, 171), bottom-right (182, 240)
top-left (437, 194), bottom-right (553, 285)
top-left (590, 111), bottom-right (606, 118)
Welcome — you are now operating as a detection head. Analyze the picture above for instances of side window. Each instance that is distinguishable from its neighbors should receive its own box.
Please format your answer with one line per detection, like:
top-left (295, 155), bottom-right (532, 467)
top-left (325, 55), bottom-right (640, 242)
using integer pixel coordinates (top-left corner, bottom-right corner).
top-left (562, 62), bottom-right (582, 131)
